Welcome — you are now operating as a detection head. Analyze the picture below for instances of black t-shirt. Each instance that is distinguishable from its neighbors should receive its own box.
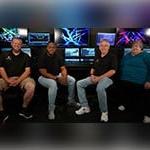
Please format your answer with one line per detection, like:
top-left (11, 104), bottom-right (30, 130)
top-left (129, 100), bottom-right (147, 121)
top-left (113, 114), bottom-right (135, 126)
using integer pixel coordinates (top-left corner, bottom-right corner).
top-left (0, 51), bottom-right (30, 77)
top-left (38, 52), bottom-right (65, 76)
top-left (93, 52), bottom-right (118, 76)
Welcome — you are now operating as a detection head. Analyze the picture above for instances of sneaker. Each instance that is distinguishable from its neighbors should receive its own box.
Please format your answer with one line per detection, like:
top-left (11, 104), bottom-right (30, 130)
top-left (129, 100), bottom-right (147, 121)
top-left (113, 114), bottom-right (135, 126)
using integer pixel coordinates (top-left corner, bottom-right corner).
top-left (67, 101), bottom-right (81, 108)
top-left (118, 105), bottom-right (126, 111)
top-left (19, 108), bottom-right (33, 119)
top-left (101, 112), bottom-right (108, 122)
top-left (143, 116), bottom-right (150, 123)
top-left (75, 107), bottom-right (90, 115)
top-left (48, 111), bottom-right (55, 120)
top-left (0, 111), bottom-right (9, 124)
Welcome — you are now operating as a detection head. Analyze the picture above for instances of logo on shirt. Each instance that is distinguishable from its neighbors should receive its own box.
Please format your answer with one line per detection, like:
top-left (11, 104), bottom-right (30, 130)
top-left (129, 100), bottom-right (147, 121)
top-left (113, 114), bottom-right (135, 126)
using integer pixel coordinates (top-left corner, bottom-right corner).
top-left (5, 56), bottom-right (12, 61)
top-left (95, 59), bottom-right (99, 63)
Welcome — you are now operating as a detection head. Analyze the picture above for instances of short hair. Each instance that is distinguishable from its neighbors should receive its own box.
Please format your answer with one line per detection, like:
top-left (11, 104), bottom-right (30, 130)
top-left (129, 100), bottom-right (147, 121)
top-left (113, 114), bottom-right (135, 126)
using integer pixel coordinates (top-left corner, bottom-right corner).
top-left (99, 39), bottom-right (110, 45)
top-left (12, 37), bottom-right (23, 43)
top-left (47, 41), bottom-right (57, 47)
top-left (132, 40), bottom-right (143, 49)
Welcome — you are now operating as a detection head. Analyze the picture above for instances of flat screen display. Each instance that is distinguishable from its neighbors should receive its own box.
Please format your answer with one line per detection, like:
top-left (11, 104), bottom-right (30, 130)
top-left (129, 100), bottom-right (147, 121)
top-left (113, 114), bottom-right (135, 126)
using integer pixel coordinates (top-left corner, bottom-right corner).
top-left (96, 32), bottom-right (116, 46)
top-left (116, 28), bottom-right (150, 47)
top-left (80, 48), bottom-right (95, 57)
top-left (1, 47), bottom-right (31, 57)
top-left (55, 28), bottom-right (89, 47)
top-left (65, 48), bottom-right (79, 57)
top-left (28, 32), bottom-right (50, 46)
top-left (0, 28), bottom-right (28, 45)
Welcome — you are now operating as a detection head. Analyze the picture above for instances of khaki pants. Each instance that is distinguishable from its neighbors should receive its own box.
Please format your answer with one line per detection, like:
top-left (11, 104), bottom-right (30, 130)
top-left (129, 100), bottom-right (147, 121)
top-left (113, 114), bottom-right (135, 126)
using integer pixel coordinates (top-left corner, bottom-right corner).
top-left (0, 77), bottom-right (35, 91)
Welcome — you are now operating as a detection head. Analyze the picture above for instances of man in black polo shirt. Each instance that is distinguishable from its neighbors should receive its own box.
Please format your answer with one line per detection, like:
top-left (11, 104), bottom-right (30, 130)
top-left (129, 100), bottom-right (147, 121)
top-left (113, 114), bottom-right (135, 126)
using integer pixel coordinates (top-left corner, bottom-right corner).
top-left (0, 37), bottom-right (35, 122)
top-left (75, 39), bottom-right (117, 122)
top-left (38, 42), bottom-right (80, 120)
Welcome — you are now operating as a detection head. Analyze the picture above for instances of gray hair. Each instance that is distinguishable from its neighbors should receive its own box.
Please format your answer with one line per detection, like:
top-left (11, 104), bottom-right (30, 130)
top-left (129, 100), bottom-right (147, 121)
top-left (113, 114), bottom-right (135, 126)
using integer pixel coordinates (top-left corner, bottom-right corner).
top-left (132, 40), bottom-right (143, 49)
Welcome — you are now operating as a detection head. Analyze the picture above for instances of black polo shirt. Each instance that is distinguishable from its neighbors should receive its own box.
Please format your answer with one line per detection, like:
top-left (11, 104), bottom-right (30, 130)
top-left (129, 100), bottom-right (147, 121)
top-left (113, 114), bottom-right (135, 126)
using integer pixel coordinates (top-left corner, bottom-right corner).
top-left (38, 52), bottom-right (64, 76)
top-left (93, 52), bottom-right (117, 76)
top-left (0, 51), bottom-right (30, 77)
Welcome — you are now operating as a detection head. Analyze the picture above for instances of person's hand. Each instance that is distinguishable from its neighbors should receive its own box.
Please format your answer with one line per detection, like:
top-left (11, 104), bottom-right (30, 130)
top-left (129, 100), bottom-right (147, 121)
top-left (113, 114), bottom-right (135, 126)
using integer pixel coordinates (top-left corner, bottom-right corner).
top-left (57, 76), bottom-right (67, 85)
top-left (6, 77), bottom-right (16, 85)
top-left (9, 79), bottom-right (20, 87)
top-left (90, 75), bottom-right (104, 84)
top-left (8, 77), bottom-right (20, 87)
top-left (144, 82), bottom-right (150, 89)
top-left (90, 75), bottom-right (98, 84)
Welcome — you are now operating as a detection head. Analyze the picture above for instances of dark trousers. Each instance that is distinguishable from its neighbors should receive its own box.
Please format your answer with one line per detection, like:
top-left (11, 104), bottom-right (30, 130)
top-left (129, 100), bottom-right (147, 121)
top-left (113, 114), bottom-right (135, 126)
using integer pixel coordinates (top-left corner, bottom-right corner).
top-left (109, 80), bottom-right (150, 116)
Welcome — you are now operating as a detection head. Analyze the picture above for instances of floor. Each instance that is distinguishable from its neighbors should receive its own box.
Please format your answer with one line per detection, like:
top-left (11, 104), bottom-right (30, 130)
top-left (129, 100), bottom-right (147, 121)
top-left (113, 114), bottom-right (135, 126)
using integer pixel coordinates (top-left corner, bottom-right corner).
top-left (0, 91), bottom-right (148, 150)
top-left (3, 96), bottom-right (144, 124)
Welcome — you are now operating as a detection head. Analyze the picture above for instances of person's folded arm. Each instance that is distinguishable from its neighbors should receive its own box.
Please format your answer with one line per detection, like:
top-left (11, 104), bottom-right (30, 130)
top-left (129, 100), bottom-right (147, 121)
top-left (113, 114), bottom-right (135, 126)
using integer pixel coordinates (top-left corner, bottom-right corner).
top-left (17, 67), bottom-right (31, 83)
top-left (98, 69), bottom-right (116, 80)
top-left (39, 68), bottom-right (57, 80)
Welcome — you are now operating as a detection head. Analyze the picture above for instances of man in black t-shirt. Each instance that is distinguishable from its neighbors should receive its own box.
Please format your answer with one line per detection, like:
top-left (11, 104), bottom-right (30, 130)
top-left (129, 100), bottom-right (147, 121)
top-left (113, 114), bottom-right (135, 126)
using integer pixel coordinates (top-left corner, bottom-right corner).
top-left (0, 38), bottom-right (36, 123)
top-left (38, 42), bottom-right (80, 120)
top-left (75, 39), bottom-right (118, 122)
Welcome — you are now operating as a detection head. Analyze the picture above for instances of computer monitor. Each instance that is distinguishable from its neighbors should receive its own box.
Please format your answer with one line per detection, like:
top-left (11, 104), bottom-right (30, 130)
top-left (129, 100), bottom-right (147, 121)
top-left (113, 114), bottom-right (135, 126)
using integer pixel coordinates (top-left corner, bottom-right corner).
top-left (116, 28), bottom-right (150, 47)
top-left (143, 48), bottom-right (150, 53)
top-left (21, 47), bottom-right (31, 57)
top-left (124, 48), bottom-right (131, 56)
top-left (80, 48), bottom-right (95, 57)
top-left (96, 32), bottom-right (116, 46)
top-left (0, 28), bottom-right (28, 43)
top-left (124, 48), bottom-right (150, 56)
top-left (1, 47), bottom-right (31, 57)
top-left (55, 28), bottom-right (89, 47)
top-left (28, 32), bottom-right (50, 46)
top-left (1, 48), bottom-right (11, 52)
top-left (65, 48), bottom-right (79, 57)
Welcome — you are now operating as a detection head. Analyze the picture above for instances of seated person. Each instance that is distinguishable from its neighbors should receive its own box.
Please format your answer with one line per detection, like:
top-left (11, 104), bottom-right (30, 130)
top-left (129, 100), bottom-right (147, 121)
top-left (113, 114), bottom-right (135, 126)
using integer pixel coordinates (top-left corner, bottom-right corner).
top-left (75, 39), bottom-right (118, 122)
top-left (38, 42), bottom-right (80, 120)
top-left (0, 37), bottom-right (36, 123)
top-left (114, 40), bottom-right (150, 123)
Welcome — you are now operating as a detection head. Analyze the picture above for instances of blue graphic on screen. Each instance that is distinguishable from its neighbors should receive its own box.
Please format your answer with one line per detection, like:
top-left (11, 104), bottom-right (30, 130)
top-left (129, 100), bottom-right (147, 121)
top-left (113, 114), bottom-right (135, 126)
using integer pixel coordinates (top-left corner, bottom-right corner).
top-left (55, 28), bottom-right (89, 47)
top-left (28, 32), bottom-right (50, 46)
top-left (0, 28), bottom-right (28, 42)
top-left (21, 48), bottom-right (31, 57)
top-left (116, 28), bottom-right (150, 47)
top-left (65, 48), bottom-right (79, 57)
top-left (96, 33), bottom-right (116, 46)
top-left (81, 48), bottom-right (95, 57)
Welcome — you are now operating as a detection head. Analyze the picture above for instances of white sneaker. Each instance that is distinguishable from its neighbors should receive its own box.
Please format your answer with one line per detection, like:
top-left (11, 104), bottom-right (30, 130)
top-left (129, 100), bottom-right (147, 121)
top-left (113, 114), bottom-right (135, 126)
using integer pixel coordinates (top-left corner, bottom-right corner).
top-left (143, 116), bottom-right (150, 123)
top-left (118, 105), bottom-right (126, 111)
top-left (101, 112), bottom-right (108, 122)
top-left (75, 107), bottom-right (90, 115)
top-left (48, 111), bottom-right (55, 120)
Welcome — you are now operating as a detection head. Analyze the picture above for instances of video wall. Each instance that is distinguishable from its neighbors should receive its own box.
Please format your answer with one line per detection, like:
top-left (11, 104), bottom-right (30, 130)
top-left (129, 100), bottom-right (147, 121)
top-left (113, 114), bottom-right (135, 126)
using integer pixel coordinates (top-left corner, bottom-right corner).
top-left (1, 27), bottom-right (150, 66)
